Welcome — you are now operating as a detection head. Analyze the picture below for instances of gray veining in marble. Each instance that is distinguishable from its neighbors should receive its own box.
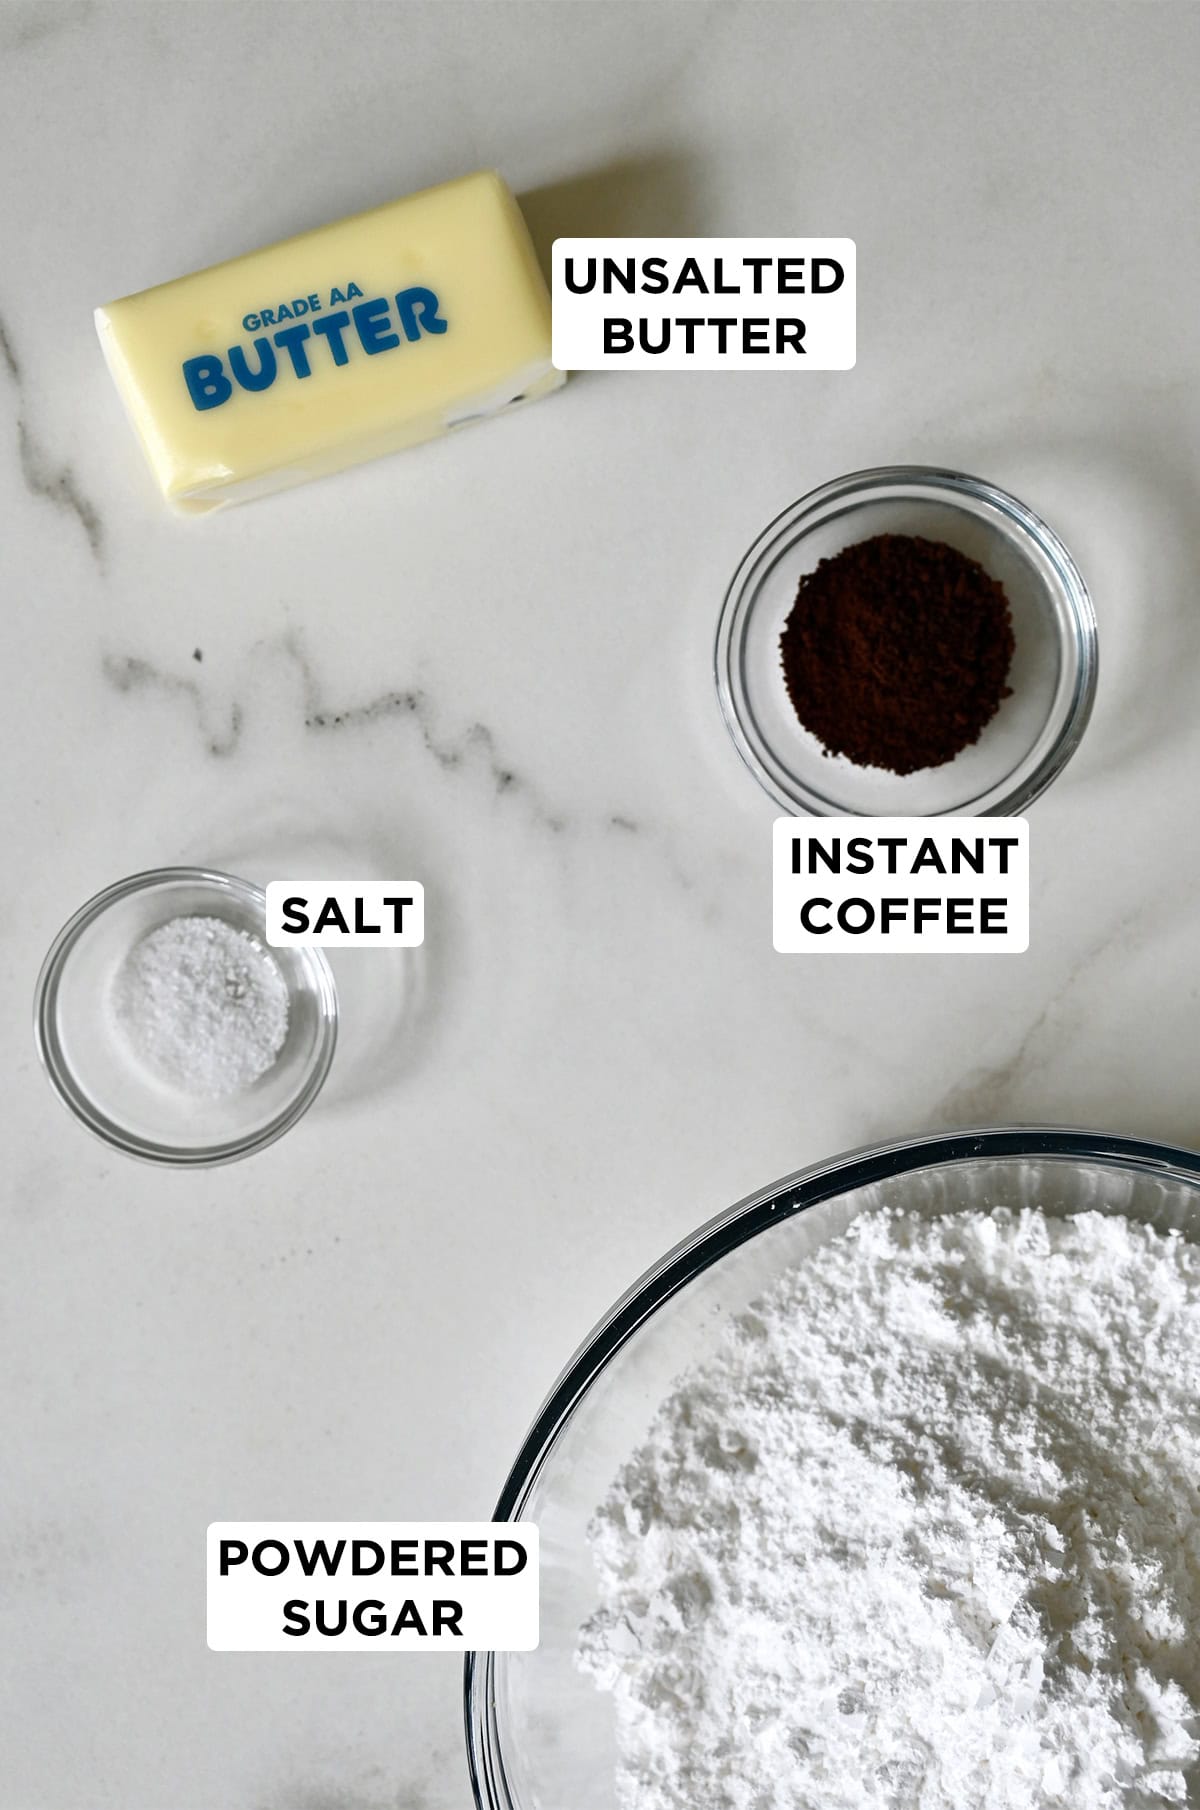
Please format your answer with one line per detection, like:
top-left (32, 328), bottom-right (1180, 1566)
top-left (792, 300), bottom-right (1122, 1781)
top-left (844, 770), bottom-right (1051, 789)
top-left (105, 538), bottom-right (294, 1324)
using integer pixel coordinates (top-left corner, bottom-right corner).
top-left (2, 308), bottom-right (104, 559)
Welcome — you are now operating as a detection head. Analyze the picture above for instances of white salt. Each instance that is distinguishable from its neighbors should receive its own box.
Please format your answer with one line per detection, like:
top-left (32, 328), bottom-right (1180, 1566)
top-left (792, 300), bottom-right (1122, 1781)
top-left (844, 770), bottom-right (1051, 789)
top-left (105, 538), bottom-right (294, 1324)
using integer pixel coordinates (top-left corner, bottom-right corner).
top-left (112, 914), bottom-right (289, 1097)
top-left (578, 1207), bottom-right (1200, 1809)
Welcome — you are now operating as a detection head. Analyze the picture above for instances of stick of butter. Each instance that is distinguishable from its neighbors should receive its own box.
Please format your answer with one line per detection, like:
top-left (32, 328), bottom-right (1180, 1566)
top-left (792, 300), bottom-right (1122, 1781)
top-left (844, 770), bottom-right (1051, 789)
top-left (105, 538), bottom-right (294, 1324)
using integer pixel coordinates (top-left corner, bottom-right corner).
top-left (95, 171), bottom-right (563, 513)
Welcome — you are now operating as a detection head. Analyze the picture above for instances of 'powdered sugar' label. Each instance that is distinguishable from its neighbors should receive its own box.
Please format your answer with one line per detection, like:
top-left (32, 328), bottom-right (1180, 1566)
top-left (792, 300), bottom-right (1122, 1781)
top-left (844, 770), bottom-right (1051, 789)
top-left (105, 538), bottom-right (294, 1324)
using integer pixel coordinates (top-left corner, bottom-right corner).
top-left (208, 1522), bottom-right (537, 1651)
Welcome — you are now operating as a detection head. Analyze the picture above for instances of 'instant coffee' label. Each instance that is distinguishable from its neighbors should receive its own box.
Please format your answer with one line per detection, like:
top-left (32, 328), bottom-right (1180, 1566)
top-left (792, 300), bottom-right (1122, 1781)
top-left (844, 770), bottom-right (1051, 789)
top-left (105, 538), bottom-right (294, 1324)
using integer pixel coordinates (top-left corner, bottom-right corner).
top-left (773, 819), bottom-right (1029, 953)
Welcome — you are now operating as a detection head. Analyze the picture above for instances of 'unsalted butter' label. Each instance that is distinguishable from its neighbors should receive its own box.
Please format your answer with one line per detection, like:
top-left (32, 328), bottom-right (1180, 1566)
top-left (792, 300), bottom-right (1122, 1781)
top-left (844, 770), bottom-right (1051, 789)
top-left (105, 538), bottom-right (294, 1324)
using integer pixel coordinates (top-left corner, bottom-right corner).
top-left (95, 171), bottom-right (563, 513)
top-left (552, 237), bottom-right (856, 370)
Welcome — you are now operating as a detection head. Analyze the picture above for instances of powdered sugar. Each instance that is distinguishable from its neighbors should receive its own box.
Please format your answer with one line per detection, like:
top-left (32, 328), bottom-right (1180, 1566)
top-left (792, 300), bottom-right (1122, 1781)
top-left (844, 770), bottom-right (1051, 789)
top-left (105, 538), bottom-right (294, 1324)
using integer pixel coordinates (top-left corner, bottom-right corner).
top-left (112, 914), bottom-right (289, 1097)
top-left (578, 1208), bottom-right (1200, 1809)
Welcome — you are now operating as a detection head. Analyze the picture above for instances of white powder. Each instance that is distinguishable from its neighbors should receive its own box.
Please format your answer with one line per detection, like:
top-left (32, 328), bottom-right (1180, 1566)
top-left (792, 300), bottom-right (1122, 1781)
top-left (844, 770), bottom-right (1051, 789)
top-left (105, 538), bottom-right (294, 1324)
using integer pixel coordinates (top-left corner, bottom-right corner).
top-left (578, 1208), bottom-right (1200, 1810)
top-left (112, 914), bottom-right (289, 1097)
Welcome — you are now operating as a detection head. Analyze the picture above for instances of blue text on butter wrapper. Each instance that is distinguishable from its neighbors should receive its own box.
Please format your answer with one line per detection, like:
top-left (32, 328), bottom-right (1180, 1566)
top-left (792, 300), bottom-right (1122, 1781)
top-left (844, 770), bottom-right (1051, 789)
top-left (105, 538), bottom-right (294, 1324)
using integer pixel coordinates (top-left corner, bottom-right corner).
top-left (183, 286), bottom-right (448, 411)
top-left (240, 283), bottom-right (365, 330)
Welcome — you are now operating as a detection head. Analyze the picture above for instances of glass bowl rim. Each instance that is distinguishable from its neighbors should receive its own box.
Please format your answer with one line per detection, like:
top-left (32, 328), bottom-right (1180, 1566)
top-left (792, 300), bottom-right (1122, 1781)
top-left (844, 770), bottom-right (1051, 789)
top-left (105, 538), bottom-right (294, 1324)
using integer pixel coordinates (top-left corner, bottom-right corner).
top-left (463, 1122), bottom-right (1200, 1810)
top-left (713, 463), bottom-right (1099, 818)
top-left (32, 864), bottom-right (339, 1168)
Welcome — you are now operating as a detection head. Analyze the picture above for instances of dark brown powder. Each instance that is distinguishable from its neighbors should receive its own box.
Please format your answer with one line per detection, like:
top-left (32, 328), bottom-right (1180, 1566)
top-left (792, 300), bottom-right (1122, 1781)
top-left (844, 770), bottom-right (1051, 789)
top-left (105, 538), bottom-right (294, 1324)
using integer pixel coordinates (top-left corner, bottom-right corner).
top-left (778, 532), bottom-right (1015, 775)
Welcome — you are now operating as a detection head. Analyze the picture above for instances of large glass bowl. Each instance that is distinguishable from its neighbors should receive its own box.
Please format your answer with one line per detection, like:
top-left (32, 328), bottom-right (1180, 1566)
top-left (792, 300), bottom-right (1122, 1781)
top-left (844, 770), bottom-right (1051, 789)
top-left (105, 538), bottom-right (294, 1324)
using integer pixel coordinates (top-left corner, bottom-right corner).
top-left (714, 467), bottom-right (1098, 816)
top-left (464, 1127), bottom-right (1200, 1810)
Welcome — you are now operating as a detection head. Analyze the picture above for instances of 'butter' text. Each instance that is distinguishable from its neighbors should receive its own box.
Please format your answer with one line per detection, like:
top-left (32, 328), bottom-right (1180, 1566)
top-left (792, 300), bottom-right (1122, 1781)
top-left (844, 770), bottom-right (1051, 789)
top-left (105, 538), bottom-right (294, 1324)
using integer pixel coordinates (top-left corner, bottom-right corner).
top-left (183, 286), bottom-right (448, 410)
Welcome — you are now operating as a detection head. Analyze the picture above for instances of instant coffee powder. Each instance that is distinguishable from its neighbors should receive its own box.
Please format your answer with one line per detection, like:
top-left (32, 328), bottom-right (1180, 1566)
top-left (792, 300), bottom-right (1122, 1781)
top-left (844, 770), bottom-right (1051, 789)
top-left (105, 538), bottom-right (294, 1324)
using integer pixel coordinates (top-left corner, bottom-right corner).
top-left (779, 532), bottom-right (1015, 774)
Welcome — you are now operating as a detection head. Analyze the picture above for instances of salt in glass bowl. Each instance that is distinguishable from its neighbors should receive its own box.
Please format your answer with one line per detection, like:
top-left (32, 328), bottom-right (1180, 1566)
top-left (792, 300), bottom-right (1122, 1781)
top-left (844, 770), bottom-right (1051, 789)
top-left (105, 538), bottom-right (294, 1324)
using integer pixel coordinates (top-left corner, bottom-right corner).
top-left (714, 466), bottom-right (1098, 816)
top-left (33, 866), bottom-right (338, 1166)
top-left (464, 1126), bottom-right (1200, 1810)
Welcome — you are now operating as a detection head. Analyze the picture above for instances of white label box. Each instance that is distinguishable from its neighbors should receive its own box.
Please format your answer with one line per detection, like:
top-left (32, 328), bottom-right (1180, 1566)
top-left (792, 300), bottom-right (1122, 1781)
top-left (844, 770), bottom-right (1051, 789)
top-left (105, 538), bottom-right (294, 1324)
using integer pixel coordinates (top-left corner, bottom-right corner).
top-left (552, 238), bottom-right (855, 370)
top-left (773, 818), bottom-right (1029, 953)
top-left (265, 882), bottom-right (424, 947)
top-left (207, 1522), bottom-right (538, 1652)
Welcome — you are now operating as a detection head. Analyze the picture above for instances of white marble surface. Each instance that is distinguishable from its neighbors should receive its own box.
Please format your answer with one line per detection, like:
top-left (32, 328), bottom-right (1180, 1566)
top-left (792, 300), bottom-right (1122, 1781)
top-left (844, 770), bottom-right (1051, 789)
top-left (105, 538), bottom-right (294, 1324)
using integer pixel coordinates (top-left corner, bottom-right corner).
top-left (4, 2), bottom-right (1200, 1805)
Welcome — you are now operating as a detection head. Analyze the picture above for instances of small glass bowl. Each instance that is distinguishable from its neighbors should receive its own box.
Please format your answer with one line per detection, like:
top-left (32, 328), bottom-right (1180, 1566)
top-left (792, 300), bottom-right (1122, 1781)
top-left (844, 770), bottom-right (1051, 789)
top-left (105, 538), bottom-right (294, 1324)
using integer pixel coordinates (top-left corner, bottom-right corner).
top-left (33, 867), bottom-right (338, 1166)
top-left (714, 466), bottom-right (1098, 816)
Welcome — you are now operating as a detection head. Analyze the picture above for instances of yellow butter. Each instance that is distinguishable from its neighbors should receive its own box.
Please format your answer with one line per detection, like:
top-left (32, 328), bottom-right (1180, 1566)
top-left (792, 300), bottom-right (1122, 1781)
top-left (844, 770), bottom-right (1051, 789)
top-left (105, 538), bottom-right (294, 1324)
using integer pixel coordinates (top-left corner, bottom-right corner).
top-left (95, 171), bottom-right (563, 513)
